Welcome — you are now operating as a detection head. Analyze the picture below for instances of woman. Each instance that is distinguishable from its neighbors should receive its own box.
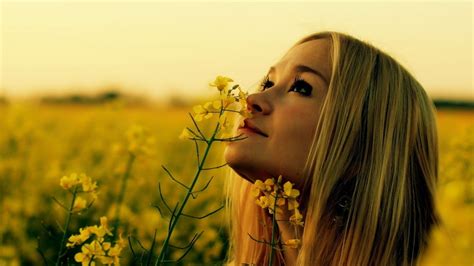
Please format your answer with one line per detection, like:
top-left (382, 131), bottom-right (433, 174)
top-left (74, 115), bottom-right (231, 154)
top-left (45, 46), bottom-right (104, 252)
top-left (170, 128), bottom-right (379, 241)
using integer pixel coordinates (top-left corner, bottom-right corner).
top-left (223, 31), bottom-right (440, 265)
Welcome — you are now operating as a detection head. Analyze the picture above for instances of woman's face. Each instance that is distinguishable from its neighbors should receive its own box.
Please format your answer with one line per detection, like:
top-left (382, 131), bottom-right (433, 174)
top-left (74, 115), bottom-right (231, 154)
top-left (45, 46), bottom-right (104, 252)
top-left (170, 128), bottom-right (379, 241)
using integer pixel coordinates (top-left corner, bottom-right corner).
top-left (224, 38), bottom-right (332, 187)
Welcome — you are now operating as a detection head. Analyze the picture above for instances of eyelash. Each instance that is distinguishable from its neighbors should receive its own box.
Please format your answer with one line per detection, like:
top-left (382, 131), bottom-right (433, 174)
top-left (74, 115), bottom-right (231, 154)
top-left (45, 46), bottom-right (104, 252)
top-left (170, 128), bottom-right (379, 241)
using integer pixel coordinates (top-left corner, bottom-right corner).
top-left (259, 74), bottom-right (313, 96)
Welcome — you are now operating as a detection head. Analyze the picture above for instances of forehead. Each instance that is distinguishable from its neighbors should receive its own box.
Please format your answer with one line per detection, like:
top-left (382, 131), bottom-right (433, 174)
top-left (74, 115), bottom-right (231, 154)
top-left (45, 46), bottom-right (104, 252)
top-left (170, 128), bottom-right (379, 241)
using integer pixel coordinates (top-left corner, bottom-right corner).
top-left (274, 38), bottom-right (331, 81)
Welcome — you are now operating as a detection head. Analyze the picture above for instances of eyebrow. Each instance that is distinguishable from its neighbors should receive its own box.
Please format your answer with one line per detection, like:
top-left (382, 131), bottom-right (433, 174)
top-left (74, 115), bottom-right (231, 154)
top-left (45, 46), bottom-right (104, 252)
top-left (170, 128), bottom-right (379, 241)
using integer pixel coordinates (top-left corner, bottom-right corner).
top-left (268, 64), bottom-right (329, 86)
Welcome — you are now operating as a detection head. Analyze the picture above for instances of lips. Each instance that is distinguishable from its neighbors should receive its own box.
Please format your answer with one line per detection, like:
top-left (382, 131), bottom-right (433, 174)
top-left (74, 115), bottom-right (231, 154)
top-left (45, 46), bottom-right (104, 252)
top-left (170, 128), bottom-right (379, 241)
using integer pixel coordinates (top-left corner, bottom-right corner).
top-left (238, 119), bottom-right (268, 137)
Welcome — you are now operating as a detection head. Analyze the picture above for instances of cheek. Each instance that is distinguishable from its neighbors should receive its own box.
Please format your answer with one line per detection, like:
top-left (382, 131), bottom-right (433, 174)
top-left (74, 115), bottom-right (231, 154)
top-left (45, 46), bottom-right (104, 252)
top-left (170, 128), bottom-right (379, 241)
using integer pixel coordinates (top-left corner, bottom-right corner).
top-left (276, 105), bottom-right (319, 142)
top-left (271, 105), bottom-right (319, 178)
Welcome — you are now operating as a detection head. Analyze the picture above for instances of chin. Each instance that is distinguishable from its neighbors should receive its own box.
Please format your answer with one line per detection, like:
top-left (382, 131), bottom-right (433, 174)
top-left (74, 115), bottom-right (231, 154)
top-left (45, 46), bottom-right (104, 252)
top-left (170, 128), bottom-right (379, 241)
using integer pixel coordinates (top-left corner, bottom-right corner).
top-left (224, 145), bottom-right (273, 184)
top-left (224, 146), bottom-right (251, 181)
top-left (223, 144), bottom-right (242, 170)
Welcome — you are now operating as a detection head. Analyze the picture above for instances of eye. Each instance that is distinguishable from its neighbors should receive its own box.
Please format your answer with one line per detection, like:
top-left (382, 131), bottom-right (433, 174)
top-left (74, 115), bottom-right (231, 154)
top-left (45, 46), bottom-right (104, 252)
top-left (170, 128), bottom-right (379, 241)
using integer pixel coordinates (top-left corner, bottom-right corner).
top-left (289, 76), bottom-right (312, 96)
top-left (259, 75), bottom-right (274, 91)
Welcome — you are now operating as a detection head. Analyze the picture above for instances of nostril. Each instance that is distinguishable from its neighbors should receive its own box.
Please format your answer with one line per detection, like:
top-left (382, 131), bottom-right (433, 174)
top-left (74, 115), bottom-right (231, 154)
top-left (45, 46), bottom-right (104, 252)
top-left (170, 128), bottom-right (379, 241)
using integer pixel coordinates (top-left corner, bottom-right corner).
top-left (252, 104), bottom-right (262, 112)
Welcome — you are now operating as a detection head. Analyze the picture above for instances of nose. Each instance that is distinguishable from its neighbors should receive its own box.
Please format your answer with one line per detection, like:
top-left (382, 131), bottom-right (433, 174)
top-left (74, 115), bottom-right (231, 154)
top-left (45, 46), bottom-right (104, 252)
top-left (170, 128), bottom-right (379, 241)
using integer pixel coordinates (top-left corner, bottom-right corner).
top-left (246, 92), bottom-right (272, 115)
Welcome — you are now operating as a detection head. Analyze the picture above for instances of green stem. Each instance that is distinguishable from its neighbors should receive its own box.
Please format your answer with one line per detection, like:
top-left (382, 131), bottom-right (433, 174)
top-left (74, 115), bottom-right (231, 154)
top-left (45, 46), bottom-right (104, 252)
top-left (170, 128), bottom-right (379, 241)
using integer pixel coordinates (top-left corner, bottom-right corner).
top-left (112, 152), bottom-right (136, 238)
top-left (269, 187), bottom-right (279, 266)
top-left (88, 256), bottom-right (95, 266)
top-left (155, 121), bottom-right (221, 265)
top-left (55, 186), bottom-right (79, 266)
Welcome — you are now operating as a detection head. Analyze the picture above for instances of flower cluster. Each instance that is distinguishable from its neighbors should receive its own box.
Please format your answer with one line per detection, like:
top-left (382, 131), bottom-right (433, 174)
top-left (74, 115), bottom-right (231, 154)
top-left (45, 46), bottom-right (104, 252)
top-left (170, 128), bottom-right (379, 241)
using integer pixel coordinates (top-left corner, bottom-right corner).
top-left (208, 75), bottom-right (252, 119)
top-left (60, 173), bottom-right (98, 212)
top-left (110, 124), bottom-right (155, 159)
top-left (179, 75), bottom-right (252, 141)
top-left (66, 216), bottom-right (126, 265)
top-left (251, 176), bottom-right (304, 250)
top-left (251, 175), bottom-right (304, 227)
top-left (126, 124), bottom-right (156, 156)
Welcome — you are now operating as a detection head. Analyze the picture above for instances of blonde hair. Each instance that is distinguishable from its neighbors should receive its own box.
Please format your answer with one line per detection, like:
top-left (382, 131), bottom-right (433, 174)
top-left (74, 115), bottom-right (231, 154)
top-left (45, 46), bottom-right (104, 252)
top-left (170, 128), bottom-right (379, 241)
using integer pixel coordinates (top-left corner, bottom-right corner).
top-left (224, 31), bottom-right (440, 265)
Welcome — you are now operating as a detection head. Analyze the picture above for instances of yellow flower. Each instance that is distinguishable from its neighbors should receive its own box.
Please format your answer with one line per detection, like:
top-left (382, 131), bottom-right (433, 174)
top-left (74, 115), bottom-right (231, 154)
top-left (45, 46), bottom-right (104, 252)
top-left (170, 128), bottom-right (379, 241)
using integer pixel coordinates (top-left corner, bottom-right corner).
top-left (116, 233), bottom-right (127, 248)
top-left (264, 179), bottom-right (275, 192)
top-left (88, 224), bottom-right (109, 238)
top-left (288, 198), bottom-right (300, 211)
top-left (126, 124), bottom-right (155, 156)
top-left (60, 173), bottom-right (98, 201)
top-left (218, 93), bottom-right (237, 108)
top-left (209, 75), bottom-right (233, 91)
top-left (236, 88), bottom-right (252, 118)
top-left (218, 115), bottom-right (231, 131)
top-left (239, 118), bottom-right (246, 128)
top-left (80, 174), bottom-right (98, 193)
top-left (67, 227), bottom-right (91, 248)
top-left (102, 242), bottom-right (111, 251)
top-left (267, 192), bottom-right (276, 208)
top-left (256, 195), bottom-right (270, 209)
top-left (193, 104), bottom-right (205, 114)
top-left (60, 173), bottom-right (80, 190)
top-left (98, 255), bottom-right (114, 265)
top-left (238, 87), bottom-right (248, 101)
top-left (251, 185), bottom-right (261, 197)
top-left (68, 217), bottom-right (123, 265)
top-left (108, 244), bottom-right (122, 257)
top-left (267, 192), bottom-right (284, 215)
top-left (283, 181), bottom-right (300, 198)
top-left (252, 177), bottom-right (304, 222)
top-left (85, 225), bottom-right (98, 236)
top-left (88, 240), bottom-right (106, 256)
top-left (90, 190), bottom-right (99, 201)
top-left (212, 100), bottom-right (222, 110)
top-left (276, 196), bottom-right (286, 207)
top-left (204, 101), bottom-right (214, 110)
top-left (289, 208), bottom-right (304, 227)
top-left (242, 111), bottom-right (253, 119)
top-left (74, 244), bottom-right (95, 266)
top-left (284, 239), bottom-right (301, 249)
top-left (107, 234), bottom-right (126, 260)
top-left (72, 196), bottom-right (87, 212)
top-left (179, 128), bottom-right (193, 140)
top-left (254, 180), bottom-right (265, 191)
top-left (99, 216), bottom-right (113, 237)
top-left (193, 104), bottom-right (213, 121)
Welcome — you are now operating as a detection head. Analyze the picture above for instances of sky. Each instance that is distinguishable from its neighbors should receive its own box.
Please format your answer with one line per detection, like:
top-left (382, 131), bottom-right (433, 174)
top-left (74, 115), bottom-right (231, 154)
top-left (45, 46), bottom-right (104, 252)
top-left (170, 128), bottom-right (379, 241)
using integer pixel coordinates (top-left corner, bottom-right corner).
top-left (1, 0), bottom-right (472, 101)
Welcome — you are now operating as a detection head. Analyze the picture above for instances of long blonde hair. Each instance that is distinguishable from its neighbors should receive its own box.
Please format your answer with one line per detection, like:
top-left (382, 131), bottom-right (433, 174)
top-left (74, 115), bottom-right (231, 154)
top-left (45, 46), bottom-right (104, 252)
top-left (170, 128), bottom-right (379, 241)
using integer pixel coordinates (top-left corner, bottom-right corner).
top-left (224, 31), bottom-right (440, 266)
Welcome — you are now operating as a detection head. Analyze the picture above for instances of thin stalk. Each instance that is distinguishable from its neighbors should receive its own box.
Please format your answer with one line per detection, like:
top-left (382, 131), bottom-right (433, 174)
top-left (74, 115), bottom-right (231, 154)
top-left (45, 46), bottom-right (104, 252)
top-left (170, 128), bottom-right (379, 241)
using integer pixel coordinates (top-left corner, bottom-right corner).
top-left (145, 229), bottom-right (157, 266)
top-left (88, 256), bottom-right (95, 266)
top-left (55, 186), bottom-right (79, 266)
top-left (269, 189), bottom-right (279, 266)
top-left (155, 121), bottom-right (221, 265)
top-left (113, 152), bottom-right (136, 238)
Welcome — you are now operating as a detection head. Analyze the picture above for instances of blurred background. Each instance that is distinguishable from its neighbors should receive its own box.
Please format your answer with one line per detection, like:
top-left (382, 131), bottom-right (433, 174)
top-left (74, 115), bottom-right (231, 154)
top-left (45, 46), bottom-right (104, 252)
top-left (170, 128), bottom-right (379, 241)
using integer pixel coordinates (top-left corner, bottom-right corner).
top-left (0, 0), bottom-right (472, 265)
top-left (1, 0), bottom-right (472, 102)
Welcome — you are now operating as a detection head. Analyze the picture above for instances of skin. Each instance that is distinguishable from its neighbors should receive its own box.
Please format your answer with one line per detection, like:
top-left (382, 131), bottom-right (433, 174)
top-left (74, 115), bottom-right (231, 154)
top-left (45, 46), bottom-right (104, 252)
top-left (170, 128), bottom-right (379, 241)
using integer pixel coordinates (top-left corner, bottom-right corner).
top-left (224, 38), bottom-right (331, 187)
top-left (224, 38), bottom-right (332, 264)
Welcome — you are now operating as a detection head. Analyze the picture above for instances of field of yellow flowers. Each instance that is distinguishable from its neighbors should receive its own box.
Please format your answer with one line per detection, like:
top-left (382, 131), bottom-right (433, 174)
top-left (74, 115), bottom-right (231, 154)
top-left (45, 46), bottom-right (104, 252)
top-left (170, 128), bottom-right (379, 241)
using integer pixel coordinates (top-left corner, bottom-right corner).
top-left (0, 102), bottom-right (472, 265)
